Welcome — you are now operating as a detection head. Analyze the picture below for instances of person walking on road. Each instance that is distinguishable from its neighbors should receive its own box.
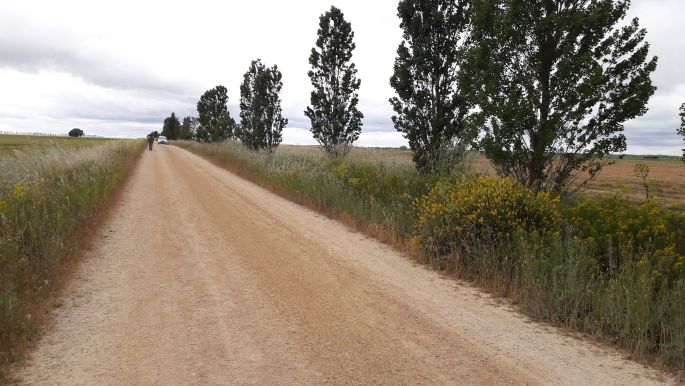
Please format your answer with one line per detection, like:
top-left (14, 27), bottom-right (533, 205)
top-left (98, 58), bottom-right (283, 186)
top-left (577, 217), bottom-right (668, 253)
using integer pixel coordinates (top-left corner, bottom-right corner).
top-left (147, 133), bottom-right (154, 151)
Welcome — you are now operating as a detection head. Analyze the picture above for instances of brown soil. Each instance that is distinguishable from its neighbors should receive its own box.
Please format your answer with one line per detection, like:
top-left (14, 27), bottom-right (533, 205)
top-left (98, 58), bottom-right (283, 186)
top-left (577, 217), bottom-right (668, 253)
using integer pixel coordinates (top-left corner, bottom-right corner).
top-left (469, 155), bottom-right (685, 204)
top-left (13, 145), bottom-right (675, 385)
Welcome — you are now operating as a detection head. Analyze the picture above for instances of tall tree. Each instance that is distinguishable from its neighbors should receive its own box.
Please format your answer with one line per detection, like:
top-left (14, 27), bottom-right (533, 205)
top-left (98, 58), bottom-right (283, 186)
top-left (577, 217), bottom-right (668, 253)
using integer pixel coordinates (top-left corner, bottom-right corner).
top-left (390, 0), bottom-right (475, 175)
top-left (239, 59), bottom-right (287, 152)
top-left (678, 103), bottom-right (685, 162)
top-left (305, 6), bottom-right (363, 157)
top-left (467, 0), bottom-right (658, 192)
top-left (196, 85), bottom-right (236, 142)
top-left (179, 116), bottom-right (198, 140)
top-left (161, 112), bottom-right (181, 140)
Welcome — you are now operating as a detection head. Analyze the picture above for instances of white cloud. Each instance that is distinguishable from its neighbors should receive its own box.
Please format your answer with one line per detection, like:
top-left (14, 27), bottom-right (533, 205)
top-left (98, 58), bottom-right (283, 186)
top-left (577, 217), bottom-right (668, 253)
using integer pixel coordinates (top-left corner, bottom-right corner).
top-left (0, 0), bottom-right (682, 155)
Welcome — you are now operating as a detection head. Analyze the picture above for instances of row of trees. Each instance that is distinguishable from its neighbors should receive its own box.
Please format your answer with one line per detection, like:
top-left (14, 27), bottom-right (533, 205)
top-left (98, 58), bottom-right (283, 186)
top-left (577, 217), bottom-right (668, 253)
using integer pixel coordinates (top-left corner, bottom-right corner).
top-left (162, 1), bottom-right (665, 193)
top-left (162, 64), bottom-right (287, 153)
top-left (160, 6), bottom-right (363, 156)
top-left (390, 0), bottom-right (658, 192)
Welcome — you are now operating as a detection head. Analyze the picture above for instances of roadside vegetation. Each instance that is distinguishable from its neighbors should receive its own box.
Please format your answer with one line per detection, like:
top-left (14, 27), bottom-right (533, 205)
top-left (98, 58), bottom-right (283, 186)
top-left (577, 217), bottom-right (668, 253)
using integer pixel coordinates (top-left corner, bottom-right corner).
top-left (0, 137), bottom-right (143, 372)
top-left (177, 140), bottom-right (685, 372)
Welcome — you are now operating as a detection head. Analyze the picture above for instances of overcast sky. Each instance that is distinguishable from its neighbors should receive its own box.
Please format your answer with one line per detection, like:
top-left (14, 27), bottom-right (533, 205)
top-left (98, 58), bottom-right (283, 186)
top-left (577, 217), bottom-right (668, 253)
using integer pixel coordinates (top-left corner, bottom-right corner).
top-left (0, 0), bottom-right (683, 154)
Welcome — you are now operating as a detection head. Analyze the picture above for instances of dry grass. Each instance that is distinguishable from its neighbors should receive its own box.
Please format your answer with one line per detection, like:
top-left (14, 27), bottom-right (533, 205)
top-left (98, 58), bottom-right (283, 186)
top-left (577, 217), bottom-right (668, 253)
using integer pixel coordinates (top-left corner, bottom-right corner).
top-left (584, 158), bottom-right (685, 204)
top-left (0, 139), bottom-right (144, 381)
top-left (467, 154), bottom-right (685, 203)
top-left (295, 146), bottom-right (684, 204)
top-left (0, 135), bottom-right (113, 155)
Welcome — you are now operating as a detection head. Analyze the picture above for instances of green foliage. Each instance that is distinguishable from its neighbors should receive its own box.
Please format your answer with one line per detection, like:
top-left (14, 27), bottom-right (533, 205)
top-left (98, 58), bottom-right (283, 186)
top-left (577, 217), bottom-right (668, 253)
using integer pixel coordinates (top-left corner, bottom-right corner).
top-left (390, 0), bottom-right (476, 175)
top-left (161, 112), bottom-right (181, 140)
top-left (467, 0), bottom-right (658, 192)
top-left (633, 162), bottom-right (652, 201)
top-left (68, 128), bottom-right (84, 137)
top-left (196, 85), bottom-right (236, 142)
top-left (0, 141), bottom-right (142, 366)
top-left (518, 234), bottom-right (685, 367)
top-left (414, 175), bottom-right (684, 367)
top-left (414, 176), bottom-right (561, 255)
top-left (305, 6), bottom-right (363, 157)
top-left (239, 59), bottom-right (287, 153)
top-left (179, 116), bottom-right (197, 140)
top-left (564, 195), bottom-right (685, 282)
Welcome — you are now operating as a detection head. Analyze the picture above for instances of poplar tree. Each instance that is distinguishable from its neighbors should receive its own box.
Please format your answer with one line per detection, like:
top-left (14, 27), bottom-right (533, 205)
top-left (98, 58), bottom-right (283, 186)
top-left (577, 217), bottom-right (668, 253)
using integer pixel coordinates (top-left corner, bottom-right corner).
top-left (239, 59), bottom-right (287, 152)
top-left (196, 85), bottom-right (236, 142)
top-left (467, 0), bottom-right (658, 192)
top-left (180, 116), bottom-right (197, 140)
top-left (390, 0), bottom-right (475, 175)
top-left (678, 103), bottom-right (685, 163)
top-left (162, 112), bottom-right (181, 140)
top-left (305, 6), bottom-right (363, 157)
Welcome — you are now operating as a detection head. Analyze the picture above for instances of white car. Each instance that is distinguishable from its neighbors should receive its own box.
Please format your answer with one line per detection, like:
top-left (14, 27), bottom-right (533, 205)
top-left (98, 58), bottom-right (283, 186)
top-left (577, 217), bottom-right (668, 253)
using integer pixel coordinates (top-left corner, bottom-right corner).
top-left (158, 135), bottom-right (167, 144)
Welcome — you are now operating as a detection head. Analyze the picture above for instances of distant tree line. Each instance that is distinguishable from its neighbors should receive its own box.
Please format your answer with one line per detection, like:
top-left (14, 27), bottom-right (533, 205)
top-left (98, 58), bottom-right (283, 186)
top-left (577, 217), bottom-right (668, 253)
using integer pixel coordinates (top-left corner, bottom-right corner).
top-left (162, 0), bottom-right (669, 193)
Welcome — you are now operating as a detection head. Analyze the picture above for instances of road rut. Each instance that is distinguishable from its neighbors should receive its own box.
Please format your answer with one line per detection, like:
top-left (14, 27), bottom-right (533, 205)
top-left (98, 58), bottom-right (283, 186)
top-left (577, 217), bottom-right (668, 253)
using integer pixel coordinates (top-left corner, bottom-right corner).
top-left (15, 145), bottom-right (672, 385)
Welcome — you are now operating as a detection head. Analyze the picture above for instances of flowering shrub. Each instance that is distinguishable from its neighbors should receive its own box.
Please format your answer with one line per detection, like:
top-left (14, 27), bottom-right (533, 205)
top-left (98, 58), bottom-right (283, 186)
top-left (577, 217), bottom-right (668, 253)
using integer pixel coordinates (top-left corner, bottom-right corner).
top-left (565, 196), bottom-right (685, 283)
top-left (414, 176), bottom-right (561, 254)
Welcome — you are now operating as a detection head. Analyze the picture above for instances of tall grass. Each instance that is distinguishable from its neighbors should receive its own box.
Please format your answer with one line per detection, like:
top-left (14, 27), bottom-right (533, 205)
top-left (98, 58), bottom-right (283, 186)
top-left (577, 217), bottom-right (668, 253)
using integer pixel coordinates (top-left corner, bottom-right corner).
top-left (0, 140), bottom-right (143, 369)
top-left (177, 140), bottom-right (685, 374)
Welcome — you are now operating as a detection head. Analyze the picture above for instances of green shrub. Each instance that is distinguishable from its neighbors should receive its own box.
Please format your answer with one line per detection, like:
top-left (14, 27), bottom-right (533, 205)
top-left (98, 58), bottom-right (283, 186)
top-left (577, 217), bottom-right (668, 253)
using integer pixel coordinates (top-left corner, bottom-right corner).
top-left (564, 195), bottom-right (685, 282)
top-left (413, 176), bottom-right (561, 255)
top-left (517, 233), bottom-right (685, 368)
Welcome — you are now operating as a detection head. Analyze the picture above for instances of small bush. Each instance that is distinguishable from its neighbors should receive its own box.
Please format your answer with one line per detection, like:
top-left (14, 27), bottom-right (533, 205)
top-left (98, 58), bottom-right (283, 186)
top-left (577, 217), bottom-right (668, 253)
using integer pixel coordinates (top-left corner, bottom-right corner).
top-left (564, 195), bottom-right (685, 282)
top-left (414, 176), bottom-right (561, 255)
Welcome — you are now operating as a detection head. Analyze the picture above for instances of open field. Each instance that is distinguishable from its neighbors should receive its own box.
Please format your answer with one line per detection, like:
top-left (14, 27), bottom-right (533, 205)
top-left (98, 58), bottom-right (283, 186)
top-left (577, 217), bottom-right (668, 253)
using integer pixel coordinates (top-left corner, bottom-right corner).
top-left (0, 135), bottom-right (115, 155)
top-left (280, 145), bottom-right (685, 204)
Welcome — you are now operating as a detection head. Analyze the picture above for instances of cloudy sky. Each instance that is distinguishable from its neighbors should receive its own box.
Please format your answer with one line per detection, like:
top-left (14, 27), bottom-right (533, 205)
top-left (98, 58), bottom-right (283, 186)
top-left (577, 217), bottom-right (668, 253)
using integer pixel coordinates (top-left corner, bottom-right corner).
top-left (0, 0), bottom-right (683, 154)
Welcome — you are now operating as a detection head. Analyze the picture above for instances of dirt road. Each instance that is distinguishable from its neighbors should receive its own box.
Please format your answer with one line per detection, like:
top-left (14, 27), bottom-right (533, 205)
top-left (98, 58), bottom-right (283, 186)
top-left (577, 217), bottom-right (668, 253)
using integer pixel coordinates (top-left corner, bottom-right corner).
top-left (15, 145), bottom-right (673, 385)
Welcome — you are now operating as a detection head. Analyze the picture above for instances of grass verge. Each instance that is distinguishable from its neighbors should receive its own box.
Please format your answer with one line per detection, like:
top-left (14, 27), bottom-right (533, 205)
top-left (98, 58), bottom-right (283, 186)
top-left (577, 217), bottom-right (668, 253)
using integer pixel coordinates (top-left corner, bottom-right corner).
top-left (0, 140), bottom-right (144, 380)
